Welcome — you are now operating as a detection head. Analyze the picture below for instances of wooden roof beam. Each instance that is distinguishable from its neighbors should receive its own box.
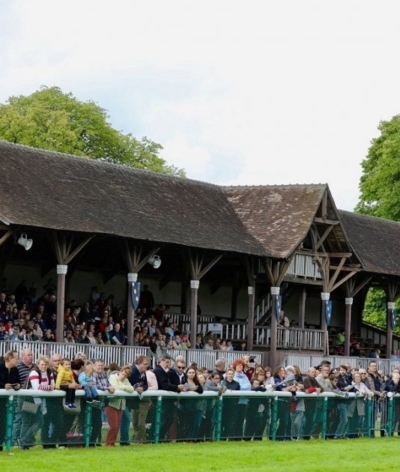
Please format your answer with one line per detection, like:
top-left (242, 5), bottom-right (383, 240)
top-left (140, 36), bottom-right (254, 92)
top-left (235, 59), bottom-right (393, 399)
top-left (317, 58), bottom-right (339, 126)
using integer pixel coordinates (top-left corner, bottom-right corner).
top-left (328, 252), bottom-right (352, 258)
top-left (314, 217), bottom-right (339, 225)
top-left (315, 225), bottom-right (334, 251)
top-left (0, 230), bottom-right (13, 247)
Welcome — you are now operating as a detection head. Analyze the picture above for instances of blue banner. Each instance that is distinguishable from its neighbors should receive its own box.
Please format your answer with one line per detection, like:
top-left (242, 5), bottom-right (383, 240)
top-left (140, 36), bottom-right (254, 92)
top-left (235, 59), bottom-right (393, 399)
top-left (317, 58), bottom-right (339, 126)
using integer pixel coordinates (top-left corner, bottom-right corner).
top-left (325, 300), bottom-right (332, 326)
top-left (275, 295), bottom-right (282, 322)
top-left (131, 281), bottom-right (141, 310)
top-left (391, 308), bottom-right (397, 330)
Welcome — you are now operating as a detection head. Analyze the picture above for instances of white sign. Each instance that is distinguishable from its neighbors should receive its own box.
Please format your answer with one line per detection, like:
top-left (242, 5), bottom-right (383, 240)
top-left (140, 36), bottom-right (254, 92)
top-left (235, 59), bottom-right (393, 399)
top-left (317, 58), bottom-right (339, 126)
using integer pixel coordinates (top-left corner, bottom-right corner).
top-left (208, 323), bottom-right (222, 336)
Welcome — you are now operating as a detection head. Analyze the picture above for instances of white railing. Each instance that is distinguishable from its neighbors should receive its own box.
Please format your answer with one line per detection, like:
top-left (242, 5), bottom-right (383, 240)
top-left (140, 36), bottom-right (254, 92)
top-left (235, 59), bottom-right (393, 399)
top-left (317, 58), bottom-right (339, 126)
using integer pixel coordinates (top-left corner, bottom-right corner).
top-left (253, 326), bottom-right (324, 350)
top-left (286, 253), bottom-right (322, 279)
top-left (0, 340), bottom-right (265, 370)
top-left (254, 293), bottom-right (272, 324)
top-left (0, 340), bottom-right (150, 366)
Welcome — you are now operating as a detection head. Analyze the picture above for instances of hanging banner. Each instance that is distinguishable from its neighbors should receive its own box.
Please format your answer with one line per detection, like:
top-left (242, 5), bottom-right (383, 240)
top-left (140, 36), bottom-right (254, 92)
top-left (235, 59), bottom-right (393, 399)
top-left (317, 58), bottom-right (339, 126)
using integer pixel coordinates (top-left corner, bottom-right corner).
top-left (325, 300), bottom-right (332, 326)
top-left (131, 281), bottom-right (141, 310)
top-left (390, 308), bottom-right (397, 330)
top-left (275, 295), bottom-right (282, 322)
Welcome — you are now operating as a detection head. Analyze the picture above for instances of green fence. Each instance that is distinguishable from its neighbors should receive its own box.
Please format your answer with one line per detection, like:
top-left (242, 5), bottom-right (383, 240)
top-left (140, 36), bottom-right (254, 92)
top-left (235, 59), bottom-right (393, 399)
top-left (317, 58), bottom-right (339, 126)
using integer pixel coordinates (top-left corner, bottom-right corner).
top-left (1, 390), bottom-right (399, 450)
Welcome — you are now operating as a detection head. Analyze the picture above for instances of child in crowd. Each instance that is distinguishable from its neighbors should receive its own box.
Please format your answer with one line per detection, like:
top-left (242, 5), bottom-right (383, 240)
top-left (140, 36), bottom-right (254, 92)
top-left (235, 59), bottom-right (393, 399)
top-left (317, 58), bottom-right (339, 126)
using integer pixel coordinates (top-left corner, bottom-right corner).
top-left (55, 358), bottom-right (78, 409)
top-left (78, 362), bottom-right (100, 403)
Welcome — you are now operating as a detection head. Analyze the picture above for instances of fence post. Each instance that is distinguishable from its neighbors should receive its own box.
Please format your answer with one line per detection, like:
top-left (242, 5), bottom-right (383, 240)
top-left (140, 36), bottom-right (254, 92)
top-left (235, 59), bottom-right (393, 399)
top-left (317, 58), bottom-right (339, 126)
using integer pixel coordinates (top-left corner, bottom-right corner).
top-left (84, 403), bottom-right (92, 447)
top-left (270, 396), bottom-right (278, 441)
top-left (154, 396), bottom-right (162, 444)
top-left (387, 396), bottom-right (394, 437)
top-left (5, 396), bottom-right (14, 452)
top-left (365, 397), bottom-right (372, 437)
top-left (215, 395), bottom-right (223, 442)
top-left (321, 397), bottom-right (328, 440)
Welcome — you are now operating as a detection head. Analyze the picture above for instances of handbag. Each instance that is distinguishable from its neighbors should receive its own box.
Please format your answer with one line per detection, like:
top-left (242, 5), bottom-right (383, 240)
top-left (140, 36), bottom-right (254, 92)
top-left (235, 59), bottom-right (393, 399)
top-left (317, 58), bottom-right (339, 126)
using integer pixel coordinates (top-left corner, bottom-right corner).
top-left (21, 400), bottom-right (39, 414)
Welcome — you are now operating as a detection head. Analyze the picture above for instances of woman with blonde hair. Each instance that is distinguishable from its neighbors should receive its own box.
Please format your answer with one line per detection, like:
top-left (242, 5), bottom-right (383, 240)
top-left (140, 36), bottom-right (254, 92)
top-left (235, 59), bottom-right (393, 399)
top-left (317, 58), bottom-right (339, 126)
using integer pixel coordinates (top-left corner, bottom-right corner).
top-left (105, 365), bottom-right (134, 446)
top-left (21, 355), bottom-right (54, 449)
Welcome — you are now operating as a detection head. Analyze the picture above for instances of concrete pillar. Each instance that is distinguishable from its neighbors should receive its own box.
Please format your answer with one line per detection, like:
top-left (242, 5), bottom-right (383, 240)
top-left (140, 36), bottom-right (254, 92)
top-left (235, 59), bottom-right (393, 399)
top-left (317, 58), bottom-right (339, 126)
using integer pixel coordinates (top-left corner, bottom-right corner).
top-left (56, 264), bottom-right (68, 343)
top-left (190, 280), bottom-right (200, 347)
top-left (127, 272), bottom-right (138, 345)
top-left (344, 297), bottom-right (353, 356)
top-left (247, 286), bottom-right (255, 350)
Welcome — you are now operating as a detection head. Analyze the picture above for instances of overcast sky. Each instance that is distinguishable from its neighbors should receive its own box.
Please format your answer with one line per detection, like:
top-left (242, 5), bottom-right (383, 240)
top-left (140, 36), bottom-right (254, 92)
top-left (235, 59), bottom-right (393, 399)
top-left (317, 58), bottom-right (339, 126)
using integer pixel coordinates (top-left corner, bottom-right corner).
top-left (1, 1), bottom-right (400, 210)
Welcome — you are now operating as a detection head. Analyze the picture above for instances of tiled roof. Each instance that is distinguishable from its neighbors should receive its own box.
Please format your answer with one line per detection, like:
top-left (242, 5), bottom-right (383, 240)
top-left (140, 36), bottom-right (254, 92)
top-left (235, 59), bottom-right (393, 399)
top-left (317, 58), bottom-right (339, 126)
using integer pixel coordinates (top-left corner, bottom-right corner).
top-left (0, 141), bottom-right (265, 256)
top-left (339, 210), bottom-right (400, 276)
top-left (223, 185), bottom-right (326, 258)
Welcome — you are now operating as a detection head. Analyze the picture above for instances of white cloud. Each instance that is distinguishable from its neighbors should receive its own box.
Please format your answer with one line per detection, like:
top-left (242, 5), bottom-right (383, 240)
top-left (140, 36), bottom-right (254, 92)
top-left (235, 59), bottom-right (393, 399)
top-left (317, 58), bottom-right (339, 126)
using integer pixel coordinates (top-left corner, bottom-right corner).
top-left (1, 1), bottom-right (400, 211)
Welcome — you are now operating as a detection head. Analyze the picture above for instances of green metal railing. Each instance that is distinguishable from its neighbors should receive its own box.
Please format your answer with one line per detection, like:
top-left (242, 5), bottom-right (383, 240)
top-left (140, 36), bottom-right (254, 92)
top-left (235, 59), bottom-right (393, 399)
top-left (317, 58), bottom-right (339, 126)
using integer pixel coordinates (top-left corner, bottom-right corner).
top-left (1, 390), bottom-right (399, 450)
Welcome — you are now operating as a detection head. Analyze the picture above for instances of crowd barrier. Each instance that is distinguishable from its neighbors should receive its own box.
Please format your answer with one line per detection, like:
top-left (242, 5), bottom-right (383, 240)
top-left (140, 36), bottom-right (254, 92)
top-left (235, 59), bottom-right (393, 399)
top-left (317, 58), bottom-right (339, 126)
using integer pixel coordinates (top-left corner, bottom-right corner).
top-left (1, 389), bottom-right (398, 451)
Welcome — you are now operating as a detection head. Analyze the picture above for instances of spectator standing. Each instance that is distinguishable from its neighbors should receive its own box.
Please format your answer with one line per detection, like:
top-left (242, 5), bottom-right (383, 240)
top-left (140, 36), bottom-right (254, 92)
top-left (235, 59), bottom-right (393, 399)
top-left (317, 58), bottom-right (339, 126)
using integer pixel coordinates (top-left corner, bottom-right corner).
top-left (0, 350), bottom-right (20, 452)
top-left (128, 356), bottom-right (150, 444)
top-left (106, 366), bottom-right (134, 447)
top-left (13, 349), bottom-right (33, 447)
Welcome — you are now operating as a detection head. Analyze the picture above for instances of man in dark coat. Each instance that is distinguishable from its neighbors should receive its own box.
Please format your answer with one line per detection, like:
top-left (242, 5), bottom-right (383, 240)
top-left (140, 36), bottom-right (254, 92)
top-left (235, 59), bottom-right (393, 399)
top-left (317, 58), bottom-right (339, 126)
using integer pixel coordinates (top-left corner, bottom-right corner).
top-left (0, 350), bottom-right (20, 451)
top-left (128, 356), bottom-right (150, 443)
top-left (153, 356), bottom-right (185, 441)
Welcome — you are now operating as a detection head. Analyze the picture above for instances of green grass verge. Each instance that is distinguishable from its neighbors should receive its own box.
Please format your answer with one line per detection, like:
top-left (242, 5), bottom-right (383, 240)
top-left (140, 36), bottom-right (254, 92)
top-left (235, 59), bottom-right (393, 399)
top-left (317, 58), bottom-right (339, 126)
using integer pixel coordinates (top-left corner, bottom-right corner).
top-left (0, 438), bottom-right (399, 472)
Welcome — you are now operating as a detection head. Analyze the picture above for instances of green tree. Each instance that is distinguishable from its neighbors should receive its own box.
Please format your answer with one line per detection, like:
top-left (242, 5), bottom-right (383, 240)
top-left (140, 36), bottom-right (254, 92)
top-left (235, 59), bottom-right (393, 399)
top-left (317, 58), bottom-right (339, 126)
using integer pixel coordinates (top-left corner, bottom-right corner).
top-left (356, 115), bottom-right (400, 218)
top-left (0, 86), bottom-right (185, 176)
top-left (362, 287), bottom-right (400, 335)
top-left (357, 115), bottom-right (400, 331)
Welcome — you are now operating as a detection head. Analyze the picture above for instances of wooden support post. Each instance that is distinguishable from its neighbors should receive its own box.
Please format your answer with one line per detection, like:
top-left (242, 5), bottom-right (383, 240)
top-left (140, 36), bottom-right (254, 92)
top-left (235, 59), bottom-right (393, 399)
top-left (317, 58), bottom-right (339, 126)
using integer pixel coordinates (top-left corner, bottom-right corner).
top-left (298, 289), bottom-right (306, 329)
top-left (127, 273), bottom-right (138, 345)
top-left (344, 297), bottom-right (353, 356)
top-left (247, 286), bottom-right (255, 350)
top-left (270, 287), bottom-right (280, 369)
top-left (387, 302), bottom-right (395, 359)
top-left (190, 280), bottom-right (200, 347)
top-left (321, 292), bottom-right (330, 356)
top-left (56, 264), bottom-right (67, 343)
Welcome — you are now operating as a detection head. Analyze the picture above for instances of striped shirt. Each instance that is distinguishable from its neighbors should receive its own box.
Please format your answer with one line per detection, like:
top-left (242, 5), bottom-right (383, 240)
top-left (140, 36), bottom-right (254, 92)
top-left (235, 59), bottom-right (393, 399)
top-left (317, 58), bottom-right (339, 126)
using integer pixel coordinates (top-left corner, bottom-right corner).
top-left (29, 369), bottom-right (55, 390)
top-left (18, 361), bottom-right (33, 385)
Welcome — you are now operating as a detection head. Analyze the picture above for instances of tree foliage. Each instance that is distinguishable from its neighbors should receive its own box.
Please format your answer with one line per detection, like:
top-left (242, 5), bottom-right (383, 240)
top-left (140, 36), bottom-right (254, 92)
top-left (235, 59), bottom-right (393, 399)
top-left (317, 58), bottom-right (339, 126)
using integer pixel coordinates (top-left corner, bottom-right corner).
top-left (0, 86), bottom-right (185, 176)
top-left (356, 116), bottom-right (400, 218)
top-left (362, 288), bottom-right (400, 335)
top-left (357, 116), bottom-right (400, 331)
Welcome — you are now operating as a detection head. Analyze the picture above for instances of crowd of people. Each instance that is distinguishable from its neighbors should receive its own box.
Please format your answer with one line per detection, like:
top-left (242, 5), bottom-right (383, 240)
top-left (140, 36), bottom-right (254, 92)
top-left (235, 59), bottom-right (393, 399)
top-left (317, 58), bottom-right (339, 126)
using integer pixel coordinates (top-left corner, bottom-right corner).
top-left (1, 347), bottom-right (400, 451)
top-left (0, 280), bottom-right (245, 351)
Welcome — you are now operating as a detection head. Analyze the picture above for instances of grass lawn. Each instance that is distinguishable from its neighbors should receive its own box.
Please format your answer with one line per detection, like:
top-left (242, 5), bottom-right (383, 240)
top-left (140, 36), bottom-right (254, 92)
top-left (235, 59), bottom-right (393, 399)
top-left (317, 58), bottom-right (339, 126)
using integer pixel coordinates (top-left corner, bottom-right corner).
top-left (0, 438), bottom-right (399, 472)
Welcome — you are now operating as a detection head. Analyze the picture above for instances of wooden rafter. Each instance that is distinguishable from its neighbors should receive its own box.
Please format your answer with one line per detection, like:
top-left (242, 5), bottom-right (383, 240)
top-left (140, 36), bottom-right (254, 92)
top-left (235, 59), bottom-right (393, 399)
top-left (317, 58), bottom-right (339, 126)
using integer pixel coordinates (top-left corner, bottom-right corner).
top-left (124, 241), bottom-right (160, 273)
top-left (330, 270), bottom-right (358, 292)
top-left (387, 277), bottom-right (400, 302)
top-left (50, 231), bottom-right (93, 265)
top-left (314, 217), bottom-right (339, 225)
top-left (0, 230), bottom-right (13, 247)
top-left (187, 249), bottom-right (224, 280)
top-left (345, 275), bottom-right (373, 298)
top-left (327, 257), bottom-right (346, 292)
top-left (315, 225), bottom-right (334, 251)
